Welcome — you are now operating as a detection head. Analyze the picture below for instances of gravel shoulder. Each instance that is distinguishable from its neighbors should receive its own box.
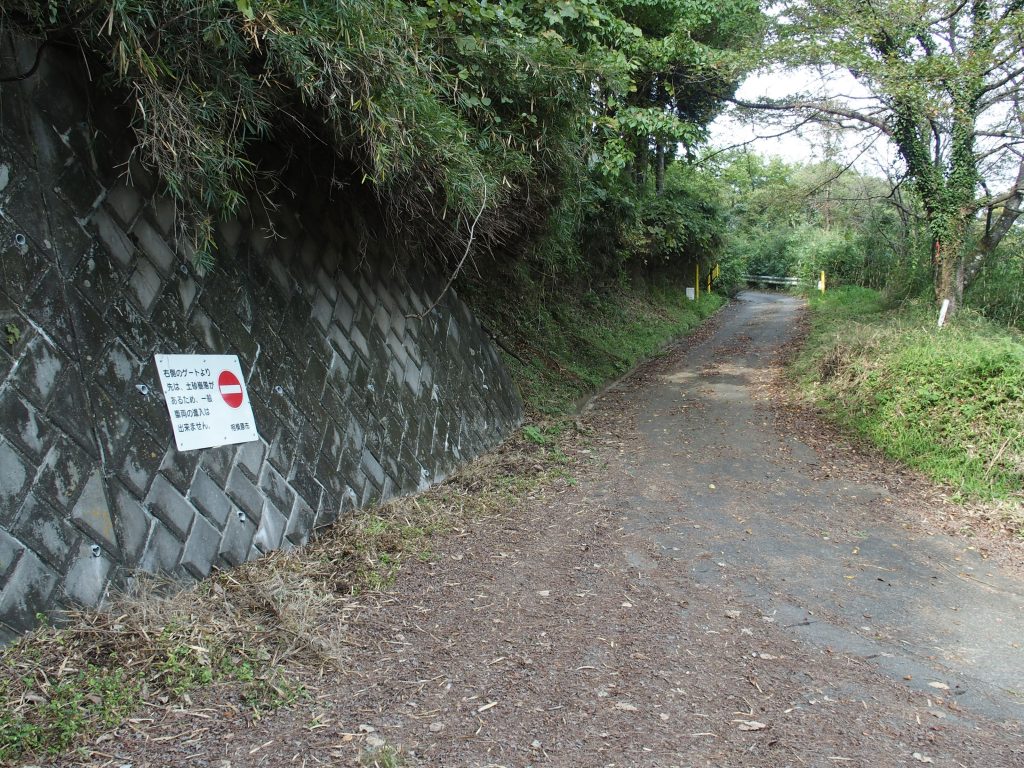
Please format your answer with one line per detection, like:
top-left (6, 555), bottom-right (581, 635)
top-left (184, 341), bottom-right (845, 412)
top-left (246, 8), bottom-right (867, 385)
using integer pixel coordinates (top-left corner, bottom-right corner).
top-left (45, 292), bottom-right (1024, 768)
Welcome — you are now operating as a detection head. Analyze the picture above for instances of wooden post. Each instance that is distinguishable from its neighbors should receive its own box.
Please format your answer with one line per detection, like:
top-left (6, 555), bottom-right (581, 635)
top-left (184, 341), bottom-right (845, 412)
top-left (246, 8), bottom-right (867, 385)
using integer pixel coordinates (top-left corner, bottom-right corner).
top-left (695, 263), bottom-right (700, 300)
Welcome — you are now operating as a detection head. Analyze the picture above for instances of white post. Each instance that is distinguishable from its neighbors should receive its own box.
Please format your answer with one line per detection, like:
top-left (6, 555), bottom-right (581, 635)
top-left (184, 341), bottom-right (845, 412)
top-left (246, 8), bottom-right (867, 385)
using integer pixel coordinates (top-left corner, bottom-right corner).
top-left (937, 299), bottom-right (950, 328)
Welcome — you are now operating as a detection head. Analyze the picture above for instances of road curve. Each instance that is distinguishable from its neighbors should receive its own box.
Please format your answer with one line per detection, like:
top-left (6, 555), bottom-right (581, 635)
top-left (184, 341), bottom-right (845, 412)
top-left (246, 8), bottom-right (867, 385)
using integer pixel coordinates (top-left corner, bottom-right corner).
top-left (624, 291), bottom-right (1024, 721)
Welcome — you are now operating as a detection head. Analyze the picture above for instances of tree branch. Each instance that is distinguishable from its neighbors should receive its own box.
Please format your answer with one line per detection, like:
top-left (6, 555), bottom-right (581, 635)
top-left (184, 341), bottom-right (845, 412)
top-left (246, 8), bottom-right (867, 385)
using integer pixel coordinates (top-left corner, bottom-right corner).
top-left (964, 155), bottom-right (1024, 285)
top-left (977, 62), bottom-right (1024, 97)
top-left (407, 177), bottom-right (488, 321)
top-left (729, 96), bottom-right (893, 136)
top-left (698, 114), bottom-right (821, 165)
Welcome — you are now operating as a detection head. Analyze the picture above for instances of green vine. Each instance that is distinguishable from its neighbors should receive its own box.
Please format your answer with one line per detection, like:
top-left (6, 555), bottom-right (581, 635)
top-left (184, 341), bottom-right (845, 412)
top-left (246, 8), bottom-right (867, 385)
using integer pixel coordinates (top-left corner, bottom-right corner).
top-left (4, 323), bottom-right (20, 347)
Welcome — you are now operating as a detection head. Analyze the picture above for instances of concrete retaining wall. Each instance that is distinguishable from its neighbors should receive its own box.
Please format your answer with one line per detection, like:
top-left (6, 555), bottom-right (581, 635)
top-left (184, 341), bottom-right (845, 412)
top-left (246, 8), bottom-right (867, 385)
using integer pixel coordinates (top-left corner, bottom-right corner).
top-left (0, 33), bottom-right (523, 640)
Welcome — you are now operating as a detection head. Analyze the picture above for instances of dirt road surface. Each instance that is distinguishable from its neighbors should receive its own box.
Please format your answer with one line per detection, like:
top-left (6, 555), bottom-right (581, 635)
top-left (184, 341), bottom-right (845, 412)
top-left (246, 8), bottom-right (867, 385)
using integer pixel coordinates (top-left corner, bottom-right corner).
top-left (55, 292), bottom-right (1024, 768)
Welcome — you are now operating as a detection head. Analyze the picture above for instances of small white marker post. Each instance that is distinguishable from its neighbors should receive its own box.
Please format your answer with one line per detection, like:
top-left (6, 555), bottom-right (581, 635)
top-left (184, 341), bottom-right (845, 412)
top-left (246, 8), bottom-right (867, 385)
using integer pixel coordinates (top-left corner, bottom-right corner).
top-left (937, 299), bottom-right (950, 328)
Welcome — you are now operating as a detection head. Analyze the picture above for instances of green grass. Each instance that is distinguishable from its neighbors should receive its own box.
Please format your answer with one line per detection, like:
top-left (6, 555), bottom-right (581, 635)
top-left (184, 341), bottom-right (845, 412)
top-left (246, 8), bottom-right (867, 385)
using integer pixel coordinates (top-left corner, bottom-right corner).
top-left (467, 276), bottom-right (724, 416)
top-left (361, 744), bottom-right (404, 768)
top-left (792, 286), bottom-right (1024, 520)
top-left (0, 616), bottom-right (312, 763)
top-left (0, 665), bottom-right (140, 761)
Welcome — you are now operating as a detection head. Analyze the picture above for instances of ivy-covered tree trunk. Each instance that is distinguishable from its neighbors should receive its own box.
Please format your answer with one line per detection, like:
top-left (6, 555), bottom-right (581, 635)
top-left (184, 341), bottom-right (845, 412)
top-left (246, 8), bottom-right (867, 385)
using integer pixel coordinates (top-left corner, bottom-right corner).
top-left (934, 83), bottom-right (982, 315)
top-left (893, 87), bottom-right (980, 317)
top-left (934, 230), bottom-right (966, 315)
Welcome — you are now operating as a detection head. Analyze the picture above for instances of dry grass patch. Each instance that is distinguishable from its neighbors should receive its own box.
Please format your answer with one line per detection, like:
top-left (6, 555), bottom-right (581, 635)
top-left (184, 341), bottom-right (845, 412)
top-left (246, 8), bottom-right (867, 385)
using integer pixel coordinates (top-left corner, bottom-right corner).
top-left (0, 431), bottom-right (566, 763)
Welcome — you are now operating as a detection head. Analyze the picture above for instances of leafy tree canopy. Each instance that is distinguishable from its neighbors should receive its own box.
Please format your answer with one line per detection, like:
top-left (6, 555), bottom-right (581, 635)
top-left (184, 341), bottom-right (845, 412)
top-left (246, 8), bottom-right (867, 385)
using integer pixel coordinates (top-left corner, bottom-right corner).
top-left (712, 151), bottom-right (918, 289)
top-left (2, 0), bottom-right (761, 277)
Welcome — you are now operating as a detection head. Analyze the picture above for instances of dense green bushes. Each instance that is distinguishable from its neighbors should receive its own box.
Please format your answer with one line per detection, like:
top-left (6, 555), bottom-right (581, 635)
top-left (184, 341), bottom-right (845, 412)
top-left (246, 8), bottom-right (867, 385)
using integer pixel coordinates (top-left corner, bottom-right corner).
top-left (717, 153), bottom-right (920, 291)
top-left (717, 151), bottom-right (1024, 331)
top-left (4, 0), bottom-right (589, 268)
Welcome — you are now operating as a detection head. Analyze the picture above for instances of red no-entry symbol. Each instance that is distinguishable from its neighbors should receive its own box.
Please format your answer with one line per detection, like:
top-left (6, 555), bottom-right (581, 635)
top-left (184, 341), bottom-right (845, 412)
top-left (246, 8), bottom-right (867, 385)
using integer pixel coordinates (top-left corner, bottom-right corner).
top-left (218, 370), bottom-right (244, 408)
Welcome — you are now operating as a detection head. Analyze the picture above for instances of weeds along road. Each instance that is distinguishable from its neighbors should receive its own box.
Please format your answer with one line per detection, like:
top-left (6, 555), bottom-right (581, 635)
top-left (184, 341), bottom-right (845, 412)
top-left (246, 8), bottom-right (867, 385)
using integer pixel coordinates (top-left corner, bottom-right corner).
top-left (74, 292), bottom-right (1024, 768)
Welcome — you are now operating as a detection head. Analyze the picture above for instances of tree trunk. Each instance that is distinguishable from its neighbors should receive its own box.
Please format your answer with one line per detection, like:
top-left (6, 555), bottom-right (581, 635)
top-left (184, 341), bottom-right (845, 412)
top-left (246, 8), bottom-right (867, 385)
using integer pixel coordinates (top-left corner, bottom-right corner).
top-left (935, 251), bottom-right (964, 315)
top-left (934, 220), bottom-right (967, 316)
top-left (963, 158), bottom-right (1024, 287)
top-left (655, 143), bottom-right (665, 195)
top-left (635, 138), bottom-right (648, 189)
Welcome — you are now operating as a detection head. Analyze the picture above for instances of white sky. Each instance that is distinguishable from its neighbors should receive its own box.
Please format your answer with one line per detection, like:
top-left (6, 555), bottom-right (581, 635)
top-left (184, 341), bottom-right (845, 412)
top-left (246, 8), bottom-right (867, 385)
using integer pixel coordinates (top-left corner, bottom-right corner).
top-left (709, 68), bottom-right (900, 176)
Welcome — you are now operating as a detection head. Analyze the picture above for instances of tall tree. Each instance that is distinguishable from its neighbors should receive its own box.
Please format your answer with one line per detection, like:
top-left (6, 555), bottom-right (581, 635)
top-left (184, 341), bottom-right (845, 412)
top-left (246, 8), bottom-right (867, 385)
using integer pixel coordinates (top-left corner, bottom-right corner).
top-left (591, 0), bottom-right (763, 191)
top-left (735, 0), bottom-right (1024, 315)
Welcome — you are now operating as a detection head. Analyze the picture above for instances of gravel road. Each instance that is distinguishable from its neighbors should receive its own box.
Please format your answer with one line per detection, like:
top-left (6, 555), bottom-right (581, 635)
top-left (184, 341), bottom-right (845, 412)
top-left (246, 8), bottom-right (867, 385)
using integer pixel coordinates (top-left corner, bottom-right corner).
top-left (57, 292), bottom-right (1023, 768)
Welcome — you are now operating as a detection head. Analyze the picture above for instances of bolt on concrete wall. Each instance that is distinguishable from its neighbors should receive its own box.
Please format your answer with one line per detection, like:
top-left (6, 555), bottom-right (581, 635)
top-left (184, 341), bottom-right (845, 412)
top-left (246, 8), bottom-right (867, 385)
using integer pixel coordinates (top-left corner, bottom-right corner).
top-left (0, 32), bottom-right (523, 640)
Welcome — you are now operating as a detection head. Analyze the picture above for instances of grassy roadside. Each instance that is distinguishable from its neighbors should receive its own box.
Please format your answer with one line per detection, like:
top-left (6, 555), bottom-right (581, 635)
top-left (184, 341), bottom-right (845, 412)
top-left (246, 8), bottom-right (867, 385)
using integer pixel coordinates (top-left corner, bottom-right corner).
top-left (791, 286), bottom-right (1024, 530)
top-left (1, 277), bottom-right (723, 763)
top-left (465, 276), bottom-right (725, 416)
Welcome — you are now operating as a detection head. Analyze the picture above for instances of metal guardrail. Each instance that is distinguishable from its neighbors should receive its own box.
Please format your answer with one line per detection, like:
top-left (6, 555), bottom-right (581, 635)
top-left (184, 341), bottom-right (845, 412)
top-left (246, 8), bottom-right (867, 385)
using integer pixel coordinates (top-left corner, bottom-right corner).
top-left (742, 274), bottom-right (803, 286)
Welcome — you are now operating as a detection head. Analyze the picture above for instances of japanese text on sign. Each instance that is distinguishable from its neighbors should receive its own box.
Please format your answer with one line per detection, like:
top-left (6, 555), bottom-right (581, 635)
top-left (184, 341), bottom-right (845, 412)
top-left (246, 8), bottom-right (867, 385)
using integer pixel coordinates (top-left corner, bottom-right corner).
top-left (154, 354), bottom-right (260, 452)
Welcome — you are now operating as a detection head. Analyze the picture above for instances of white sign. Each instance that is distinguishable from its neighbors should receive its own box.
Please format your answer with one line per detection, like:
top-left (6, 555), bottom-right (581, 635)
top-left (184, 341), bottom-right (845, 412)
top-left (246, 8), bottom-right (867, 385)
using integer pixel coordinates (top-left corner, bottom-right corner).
top-left (154, 354), bottom-right (260, 452)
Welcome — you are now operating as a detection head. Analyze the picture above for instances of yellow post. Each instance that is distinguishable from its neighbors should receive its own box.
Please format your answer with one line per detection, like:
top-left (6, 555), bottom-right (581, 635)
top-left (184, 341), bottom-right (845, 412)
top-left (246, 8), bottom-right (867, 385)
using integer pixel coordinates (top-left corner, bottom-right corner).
top-left (695, 263), bottom-right (700, 300)
top-left (820, 270), bottom-right (826, 293)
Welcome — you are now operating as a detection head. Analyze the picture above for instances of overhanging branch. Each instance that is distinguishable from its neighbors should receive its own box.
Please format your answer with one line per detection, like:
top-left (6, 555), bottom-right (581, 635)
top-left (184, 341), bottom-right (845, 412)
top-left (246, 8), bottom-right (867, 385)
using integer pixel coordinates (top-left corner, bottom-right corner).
top-left (728, 96), bottom-right (893, 137)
